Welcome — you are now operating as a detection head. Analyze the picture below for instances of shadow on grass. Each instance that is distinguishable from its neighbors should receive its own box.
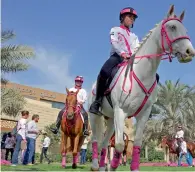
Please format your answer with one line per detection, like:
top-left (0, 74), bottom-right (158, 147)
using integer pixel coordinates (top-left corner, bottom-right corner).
top-left (2, 167), bottom-right (46, 171)
top-left (63, 165), bottom-right (86, 170)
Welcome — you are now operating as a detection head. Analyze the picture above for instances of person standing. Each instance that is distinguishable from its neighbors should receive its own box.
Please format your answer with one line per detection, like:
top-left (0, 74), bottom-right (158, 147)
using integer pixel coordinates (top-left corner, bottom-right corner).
top-left (80, 137), bottom-right (90, 164)
top-left (11, 111), bottom-right (29, 166)
top-left (23, 114), bottom-right (40, 165)
top-left (40, 132), bottom-right (51, 164)
top-left (178, 138), bottom-right (192, 167)
top-left (1, 133), bottom-right (8, 160)
top-left (5, 133), bottom-right (15, 161)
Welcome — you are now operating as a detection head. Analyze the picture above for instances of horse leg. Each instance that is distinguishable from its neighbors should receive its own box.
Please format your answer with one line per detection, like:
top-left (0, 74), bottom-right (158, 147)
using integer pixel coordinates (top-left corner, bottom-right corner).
top-left (89, 113), bottom-right (104, 171)
top-left (130, 106), bottom-right (151, 171)
top-left (123, 154), bottom-right (127, 166)
top-left (110, 107), bottom-right (126, 170)
top-left (61, 133), bottom-right (67, 168)
top-left (99, 118), bottom-right (114, 171)
top-left (72, 135), bottom-right (80, 169)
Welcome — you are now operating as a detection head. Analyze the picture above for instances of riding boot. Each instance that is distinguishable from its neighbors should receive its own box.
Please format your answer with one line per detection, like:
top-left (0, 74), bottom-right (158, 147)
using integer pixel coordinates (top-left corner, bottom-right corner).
top-left (89, 75), bottom-right (107, 115)
top-left (156, 73), bottom-right (160, 84)
top-left (81, 108), bottom-right (90, 136)
top-left (50, 108), bottom-right (64, 134)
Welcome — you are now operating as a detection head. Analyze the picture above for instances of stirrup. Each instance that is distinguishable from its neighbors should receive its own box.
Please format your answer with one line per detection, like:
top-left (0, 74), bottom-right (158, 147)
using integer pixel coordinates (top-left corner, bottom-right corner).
top-left (50, 127), bottom-right (58, 134)
top-left (83, 130), bottom-right (89, 136)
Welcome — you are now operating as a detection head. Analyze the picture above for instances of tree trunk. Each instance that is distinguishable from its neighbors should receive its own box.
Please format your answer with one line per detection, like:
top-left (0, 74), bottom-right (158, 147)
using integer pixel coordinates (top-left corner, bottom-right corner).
top-left (145, 145), bottom-right (148, 160)
top-left (167, 148), bottom-right (170, 163)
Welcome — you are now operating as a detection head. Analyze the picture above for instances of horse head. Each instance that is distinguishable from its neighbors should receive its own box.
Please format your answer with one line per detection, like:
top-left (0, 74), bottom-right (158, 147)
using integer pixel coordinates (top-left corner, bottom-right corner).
top-left (65, 88), bottom-right (79, 120)
top-left (158, 5), bottom-right (195, 63)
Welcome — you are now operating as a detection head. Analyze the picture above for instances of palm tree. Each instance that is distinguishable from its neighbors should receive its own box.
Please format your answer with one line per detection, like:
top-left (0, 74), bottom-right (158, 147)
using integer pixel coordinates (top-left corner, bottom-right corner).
top-left (144, 80), bottom-right (195, 142)
top-left (182, 103), bottom-right (195, 141)
top-left (1, 30), bottom-right (35, 83)
top-left (1, 30), bottom-right (35, 116)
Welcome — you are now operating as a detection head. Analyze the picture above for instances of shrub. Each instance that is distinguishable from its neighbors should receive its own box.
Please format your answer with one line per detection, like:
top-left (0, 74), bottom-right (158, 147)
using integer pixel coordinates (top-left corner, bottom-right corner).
top-left (141, 142), bottom-right (164, 162)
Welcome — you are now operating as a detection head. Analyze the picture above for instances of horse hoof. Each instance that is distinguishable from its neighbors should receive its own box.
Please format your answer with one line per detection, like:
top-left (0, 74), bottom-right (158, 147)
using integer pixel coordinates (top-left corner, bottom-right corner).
top-left (72, 163), bottom-right (77, 169)
top-left (105, 164), bottom-right (110, 171)
top-left (110, 165), bottom-right (119, 171)
top-left (110, 167), bottom-right (116, 171)
top-left (99, 167), bottom-right (106, 171)
top-left (91, 167), bottom-right (99, 171)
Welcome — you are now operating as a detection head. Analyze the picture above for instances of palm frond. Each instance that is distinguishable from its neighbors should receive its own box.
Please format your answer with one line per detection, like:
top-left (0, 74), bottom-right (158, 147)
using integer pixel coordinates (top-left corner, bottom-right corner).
top-left (1, 30), bottom-right (15, 43)
top-left (1, 45), bottom-right (35, 61)
top-left (143, 79), bottom-right (195, 141)
top-left (1, 62), bottom-right (29, 73)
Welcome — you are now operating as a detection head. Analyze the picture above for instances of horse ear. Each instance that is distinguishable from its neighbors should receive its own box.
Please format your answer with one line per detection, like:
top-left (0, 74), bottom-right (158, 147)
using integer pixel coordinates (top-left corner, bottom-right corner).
top-left (66, 88), bottom-right (69, 94)
top-left (167, 4), bottom-right (175, 18)
top-left (179, 10), bottom-right (185, 21)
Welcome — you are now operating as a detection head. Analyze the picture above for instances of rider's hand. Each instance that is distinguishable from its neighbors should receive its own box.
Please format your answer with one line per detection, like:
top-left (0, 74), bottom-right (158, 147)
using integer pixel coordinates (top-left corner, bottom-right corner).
top-left (121, 53), bottom-right (130, 59)
top-left (77, 104), bottom-right (82, 110)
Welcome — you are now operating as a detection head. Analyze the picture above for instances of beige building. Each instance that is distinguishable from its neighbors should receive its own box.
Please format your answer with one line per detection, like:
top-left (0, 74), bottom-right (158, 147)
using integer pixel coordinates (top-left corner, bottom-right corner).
top-left (1, 82), bottom-right (66, 153)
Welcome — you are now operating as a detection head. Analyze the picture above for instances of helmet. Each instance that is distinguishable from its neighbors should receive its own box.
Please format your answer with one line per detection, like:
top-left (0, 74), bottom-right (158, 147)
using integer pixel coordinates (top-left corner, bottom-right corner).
top-left (178, 125), bottom-right (182, 128)
top-left (119, 7), bottom-right (138, 21)
top-left (75, 76), bottom-right (84, 83)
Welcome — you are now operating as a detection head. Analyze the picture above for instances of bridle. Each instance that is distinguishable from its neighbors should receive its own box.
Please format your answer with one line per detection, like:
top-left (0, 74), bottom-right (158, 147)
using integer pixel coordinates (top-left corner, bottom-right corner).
top-left (64, 92), bottom-right (80, 118)
top-left (133, 17), bottom-right (190, 62)
top-left (123, 17), bottom-right (191, 117)
top-left (160, 17), bottom-right (190, 62)
top-left (63, 91), bottom-right (81, 135)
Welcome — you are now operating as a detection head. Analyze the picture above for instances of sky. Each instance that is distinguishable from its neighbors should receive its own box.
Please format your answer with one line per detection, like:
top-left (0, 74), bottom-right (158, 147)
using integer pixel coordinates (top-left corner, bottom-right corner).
top-left (2, 0), bottom-right (195, 95)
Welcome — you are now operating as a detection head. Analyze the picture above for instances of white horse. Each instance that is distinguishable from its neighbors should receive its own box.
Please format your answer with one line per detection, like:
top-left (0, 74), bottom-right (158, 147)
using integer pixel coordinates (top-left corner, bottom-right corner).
top-left (88, 5), bottom-right (195, 171)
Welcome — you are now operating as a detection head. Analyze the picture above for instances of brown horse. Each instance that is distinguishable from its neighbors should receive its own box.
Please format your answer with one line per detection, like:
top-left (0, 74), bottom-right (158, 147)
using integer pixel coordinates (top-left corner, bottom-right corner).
top-left (107, 132), bottom-right (129, 165)
top-left (61, 88), bottom-right (85, 169)
top-left (161, 136), bottom-right (195, 159)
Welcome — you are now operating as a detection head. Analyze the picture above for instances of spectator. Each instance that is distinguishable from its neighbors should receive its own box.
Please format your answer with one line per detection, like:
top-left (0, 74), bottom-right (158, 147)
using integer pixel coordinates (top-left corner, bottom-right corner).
top-left (80, 137), bottom-right (90, 164)
top-left (1, 133), bottom-right (8, 160)
top-left (23, 114), bottom-right (40, 165)
top-left (11, 111), bottom-right (29, 166)
top-left (5, 133), bottom-right (15, 161)
top-left (40, 132), bottom-right (51, 164)
top-left (18, 138), bottom-right (27, 164)
top-left (178, 138), bottom-right (192, 167)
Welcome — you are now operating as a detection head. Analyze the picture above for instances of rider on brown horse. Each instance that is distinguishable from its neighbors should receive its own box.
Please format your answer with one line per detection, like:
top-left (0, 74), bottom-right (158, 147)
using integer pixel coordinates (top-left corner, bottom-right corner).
top-left (50, 76), bottom-right (89, 136)
top-left (175, 125), bottom-right (184, 152)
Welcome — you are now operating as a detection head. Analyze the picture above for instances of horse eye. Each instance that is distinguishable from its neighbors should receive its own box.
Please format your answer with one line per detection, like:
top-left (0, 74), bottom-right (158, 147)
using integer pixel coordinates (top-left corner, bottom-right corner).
top-left (171, 25), bottom-right (176, 30)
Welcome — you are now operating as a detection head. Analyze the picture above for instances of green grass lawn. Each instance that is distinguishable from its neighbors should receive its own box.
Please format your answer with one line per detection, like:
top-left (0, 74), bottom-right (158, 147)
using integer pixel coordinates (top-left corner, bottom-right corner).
top-left (1, 163), bottom-right (195, 171)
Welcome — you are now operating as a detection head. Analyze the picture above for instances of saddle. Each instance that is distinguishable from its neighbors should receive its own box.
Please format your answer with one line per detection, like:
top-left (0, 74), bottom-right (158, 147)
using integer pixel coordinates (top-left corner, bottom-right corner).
top-left (93, 63), bottom-right (125, 108)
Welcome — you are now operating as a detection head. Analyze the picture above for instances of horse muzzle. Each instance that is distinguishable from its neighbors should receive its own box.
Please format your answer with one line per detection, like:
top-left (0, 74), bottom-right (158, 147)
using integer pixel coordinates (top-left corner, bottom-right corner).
top-left (176, 46), bottom-right (195, 63)
top-left (66, 113), bottom-right (74, 120)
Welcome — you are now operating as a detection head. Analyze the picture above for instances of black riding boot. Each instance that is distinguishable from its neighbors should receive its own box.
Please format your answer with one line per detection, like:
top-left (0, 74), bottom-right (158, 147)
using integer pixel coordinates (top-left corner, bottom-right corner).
top-left (89, 75), bottom-right (107, 116)
top-left (156, 73), bottom-right (160, 84)
top-left (83, 113), bottom-right (89, 136)
top-left (50, 108), bottom-right (65, 134)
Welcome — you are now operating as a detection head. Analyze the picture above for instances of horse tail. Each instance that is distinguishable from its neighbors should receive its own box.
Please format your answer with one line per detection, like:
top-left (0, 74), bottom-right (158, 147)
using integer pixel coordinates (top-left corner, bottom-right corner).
top-left (88, 82), bottom-right (105, 144)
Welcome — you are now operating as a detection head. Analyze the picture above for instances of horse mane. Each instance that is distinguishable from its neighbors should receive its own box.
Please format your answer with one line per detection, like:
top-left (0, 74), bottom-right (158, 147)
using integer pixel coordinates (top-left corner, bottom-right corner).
top-left (133, 21), bottom-right (161, 54)
top-left (68, 91), bottom-right (77, 95)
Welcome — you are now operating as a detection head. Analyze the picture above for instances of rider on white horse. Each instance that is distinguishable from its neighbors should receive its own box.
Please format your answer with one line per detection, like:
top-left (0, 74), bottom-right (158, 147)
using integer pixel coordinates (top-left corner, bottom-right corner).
top-left (89, 7), bottom-right (159, 115)
top-left (50, 76), bottom-right (89, 136)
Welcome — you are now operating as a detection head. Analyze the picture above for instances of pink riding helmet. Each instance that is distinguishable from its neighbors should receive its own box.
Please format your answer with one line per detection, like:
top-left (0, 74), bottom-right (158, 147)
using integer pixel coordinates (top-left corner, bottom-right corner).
top-left (75, 76), bottom-right (84, 83)
top-left (119, 7), bottom-right (138, 21)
